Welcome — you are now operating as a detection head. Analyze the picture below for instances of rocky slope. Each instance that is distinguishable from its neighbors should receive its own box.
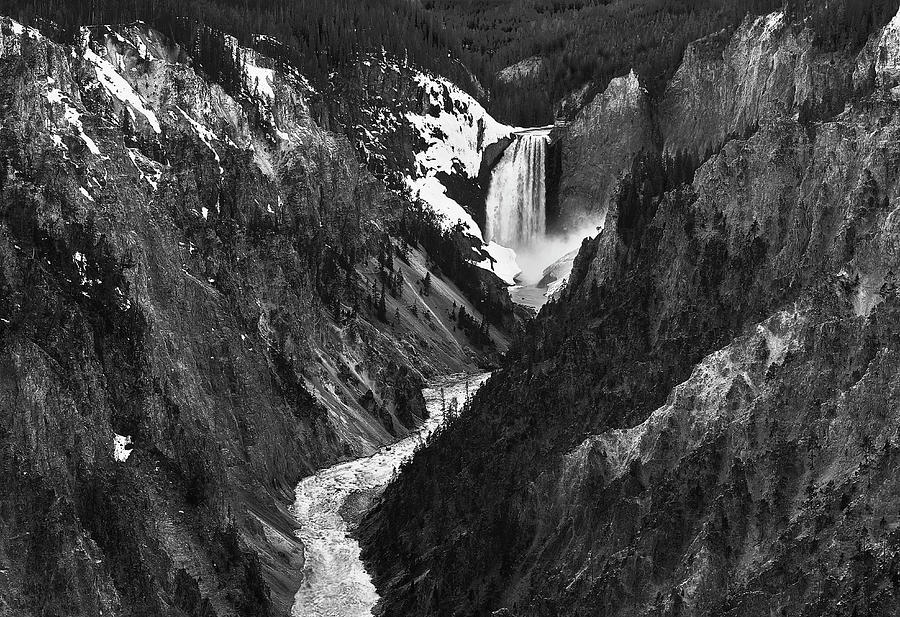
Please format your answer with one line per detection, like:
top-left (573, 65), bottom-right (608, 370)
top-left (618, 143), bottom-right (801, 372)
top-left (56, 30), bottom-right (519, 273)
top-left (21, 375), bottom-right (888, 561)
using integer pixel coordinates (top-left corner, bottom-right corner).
top-left (551, 8), bottom-right (877, 234)
top-left (553, 70), bottom-right (655, 231)
top-left (361, 6), bottom-right (900, 616)
top-left (495, 56), bottom-right (548, 90)
top-left (0, 18), bottom-right (510, 617)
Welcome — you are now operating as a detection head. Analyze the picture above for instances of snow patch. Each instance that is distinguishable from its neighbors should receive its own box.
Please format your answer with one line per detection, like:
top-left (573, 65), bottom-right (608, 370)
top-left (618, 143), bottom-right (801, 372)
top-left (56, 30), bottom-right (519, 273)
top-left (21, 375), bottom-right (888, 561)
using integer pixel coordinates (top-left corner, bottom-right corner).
top-left (476, 242), bottom-right (520, 287)
top-left (73, 251), bottom-right (86, 280)
top-left (126, 147), bottom-right (161, 190)
top-left (177, 107), bottom-right (223, 175)
top-left (112, 433), bottom-right (133, 462)
top-left (115, 286), bottom-right (132, 310)
top-left (84, 47), bottom-right (161, 133)
top-left (406, 176), bottom-right (478, 233)
top-left (245, 63), bottom-right (275, 100)
top-left (45, 86), bottom-right (102, 156)
top-left (408, 71), bottom-right (511, 178)
top-left (405, 176), bottom-right (520, 285)
top-left (80, 133), bottom-right (101, 156)
top-left (8, 19), bottom-right (24, 36)
top-left (46, 87), bottom-right (64, 104)
top-left (1, 17), bottom-right (41, 57)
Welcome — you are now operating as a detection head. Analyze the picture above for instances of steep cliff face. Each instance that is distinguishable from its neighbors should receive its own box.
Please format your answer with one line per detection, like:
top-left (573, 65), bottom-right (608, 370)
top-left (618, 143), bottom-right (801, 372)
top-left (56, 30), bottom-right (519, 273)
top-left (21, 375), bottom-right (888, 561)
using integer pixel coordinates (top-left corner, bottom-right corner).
top-left (0, 18), bottom-right (500, 617)
top-left (361, 7), bottom-right (900, 616)
top-left (553, 8), bottom-right (874, 238)
top-left (499, 100), bottom-right (900, 613)
top-left (524, 292), bottom-right (900, 616)
top-left (555, 70), bottom-right (655, 230)
top-left (659, 10), bottom-right (859, 157)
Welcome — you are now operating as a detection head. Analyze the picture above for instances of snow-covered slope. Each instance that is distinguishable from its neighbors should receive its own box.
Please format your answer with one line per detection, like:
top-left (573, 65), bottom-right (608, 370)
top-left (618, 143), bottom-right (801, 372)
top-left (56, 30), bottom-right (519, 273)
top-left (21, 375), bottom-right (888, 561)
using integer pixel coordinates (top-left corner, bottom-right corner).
top-left (402, 70), bottom-right (521, 284)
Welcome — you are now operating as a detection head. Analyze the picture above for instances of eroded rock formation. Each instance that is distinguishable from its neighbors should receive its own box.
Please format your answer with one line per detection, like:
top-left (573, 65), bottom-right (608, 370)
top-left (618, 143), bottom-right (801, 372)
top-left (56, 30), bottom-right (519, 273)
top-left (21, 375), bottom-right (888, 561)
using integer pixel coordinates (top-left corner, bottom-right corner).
top-left (361, 7), bottom-right (900, 616)
top-left (0, 18), bottom-right (504, 616)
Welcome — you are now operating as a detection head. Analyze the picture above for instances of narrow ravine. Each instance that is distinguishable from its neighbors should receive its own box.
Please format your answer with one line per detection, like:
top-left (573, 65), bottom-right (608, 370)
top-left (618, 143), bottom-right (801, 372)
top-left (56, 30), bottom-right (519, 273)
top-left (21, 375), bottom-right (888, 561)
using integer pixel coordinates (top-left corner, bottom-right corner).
top-left (290, 373), bottom-right (491, 617)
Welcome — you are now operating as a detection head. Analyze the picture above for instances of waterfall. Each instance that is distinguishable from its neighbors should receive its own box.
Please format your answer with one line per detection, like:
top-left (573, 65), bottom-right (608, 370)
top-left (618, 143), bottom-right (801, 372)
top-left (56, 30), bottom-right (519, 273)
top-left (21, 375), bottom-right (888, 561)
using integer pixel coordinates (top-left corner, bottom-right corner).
top-left (484, 130), bottom-right (549, 248)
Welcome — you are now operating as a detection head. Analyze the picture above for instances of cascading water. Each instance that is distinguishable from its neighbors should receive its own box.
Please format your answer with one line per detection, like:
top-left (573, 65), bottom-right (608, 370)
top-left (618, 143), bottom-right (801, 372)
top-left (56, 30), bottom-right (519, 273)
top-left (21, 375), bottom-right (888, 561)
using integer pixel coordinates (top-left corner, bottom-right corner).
top-left (484, 126), bottom-right (603, 310)
top-left (484, 129), bottom-right (550, 248)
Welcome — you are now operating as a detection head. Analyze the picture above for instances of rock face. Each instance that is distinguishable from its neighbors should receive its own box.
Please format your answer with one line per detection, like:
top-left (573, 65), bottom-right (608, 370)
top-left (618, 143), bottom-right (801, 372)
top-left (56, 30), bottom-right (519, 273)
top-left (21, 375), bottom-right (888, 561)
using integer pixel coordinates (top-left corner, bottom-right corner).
top-left (552, 10), bottom-right (867, 232)
top-left (361, 6), bottom-right (900, 616)
top-left (554, 70), bottom-right (655, 230)
top-left (659, 11), bottom-right (858, 157)
top-left (496, 56), bottom-right (547, 86)
top-left (0, 18), bottom-right (502, 617)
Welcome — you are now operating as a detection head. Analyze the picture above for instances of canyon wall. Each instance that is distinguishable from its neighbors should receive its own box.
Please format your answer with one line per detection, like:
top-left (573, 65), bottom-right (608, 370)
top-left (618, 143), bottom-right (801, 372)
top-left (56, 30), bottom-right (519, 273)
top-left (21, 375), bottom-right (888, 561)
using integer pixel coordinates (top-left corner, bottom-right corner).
top-left (362, 7), bottom-right (900, 616)
top-left (552, 10), bottom-right (870, 235)
top-left (0, 19), bottom-right (502, 617)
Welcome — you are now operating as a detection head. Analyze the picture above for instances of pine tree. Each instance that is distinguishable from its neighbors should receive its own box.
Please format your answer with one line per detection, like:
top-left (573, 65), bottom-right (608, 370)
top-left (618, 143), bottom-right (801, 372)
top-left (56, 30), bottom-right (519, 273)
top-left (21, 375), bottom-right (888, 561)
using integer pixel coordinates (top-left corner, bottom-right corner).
top-left (378, 284), bottom-right (387, 322)
top-left (120, 110), bottom-right (135, 147)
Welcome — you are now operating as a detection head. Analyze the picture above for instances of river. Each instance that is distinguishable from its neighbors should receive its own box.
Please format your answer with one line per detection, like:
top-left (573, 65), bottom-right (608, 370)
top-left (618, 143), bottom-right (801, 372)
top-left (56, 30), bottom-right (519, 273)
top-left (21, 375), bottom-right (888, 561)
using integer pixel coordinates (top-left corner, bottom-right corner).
top-left (290, 372), bottom-right (491, 617)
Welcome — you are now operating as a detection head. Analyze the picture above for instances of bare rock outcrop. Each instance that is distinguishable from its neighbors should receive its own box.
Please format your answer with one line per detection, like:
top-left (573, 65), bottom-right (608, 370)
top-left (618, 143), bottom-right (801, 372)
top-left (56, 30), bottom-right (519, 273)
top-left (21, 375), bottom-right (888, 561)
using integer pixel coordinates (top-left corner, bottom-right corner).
top-left (555, 70), bottom-right (655, 229)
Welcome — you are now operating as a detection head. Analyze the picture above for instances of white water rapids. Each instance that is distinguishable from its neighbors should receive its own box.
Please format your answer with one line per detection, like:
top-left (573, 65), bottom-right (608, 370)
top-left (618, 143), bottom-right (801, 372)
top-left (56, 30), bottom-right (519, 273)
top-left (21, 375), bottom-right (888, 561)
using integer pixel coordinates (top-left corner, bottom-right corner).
top-left (290, 372), bottom-right (490, 617)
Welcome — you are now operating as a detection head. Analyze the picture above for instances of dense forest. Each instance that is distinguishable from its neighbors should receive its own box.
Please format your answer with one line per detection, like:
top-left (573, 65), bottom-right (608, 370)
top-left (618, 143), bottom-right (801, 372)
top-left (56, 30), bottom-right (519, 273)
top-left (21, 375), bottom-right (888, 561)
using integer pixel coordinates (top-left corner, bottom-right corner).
top-left (423, 0), bottom-right (900, 124)
top-left (4, 0), bottom-right (898, 126)
top-left (0, 0), bottom-right (478, 97)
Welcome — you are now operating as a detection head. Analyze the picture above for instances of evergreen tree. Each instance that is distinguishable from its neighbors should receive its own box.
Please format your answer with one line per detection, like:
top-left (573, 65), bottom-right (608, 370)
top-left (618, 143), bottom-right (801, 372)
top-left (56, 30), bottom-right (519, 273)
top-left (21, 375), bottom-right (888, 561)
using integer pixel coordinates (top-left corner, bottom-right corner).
top-left (378, 284), bottom-right (387, 322)
top-left (120, 110), bottom-right (135, 147)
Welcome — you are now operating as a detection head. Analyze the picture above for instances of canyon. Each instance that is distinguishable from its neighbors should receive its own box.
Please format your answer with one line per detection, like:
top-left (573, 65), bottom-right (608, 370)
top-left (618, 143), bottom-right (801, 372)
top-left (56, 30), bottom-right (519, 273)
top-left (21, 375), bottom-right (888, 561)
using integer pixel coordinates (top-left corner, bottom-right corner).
top-left (290, 373), bottom-right (488, 616)
top-left (0, 16), bottom-right (506, 617)
top-left (4, 2), bottom-right (900, 617)
top-left (361, 5), bottom-right (900, 617)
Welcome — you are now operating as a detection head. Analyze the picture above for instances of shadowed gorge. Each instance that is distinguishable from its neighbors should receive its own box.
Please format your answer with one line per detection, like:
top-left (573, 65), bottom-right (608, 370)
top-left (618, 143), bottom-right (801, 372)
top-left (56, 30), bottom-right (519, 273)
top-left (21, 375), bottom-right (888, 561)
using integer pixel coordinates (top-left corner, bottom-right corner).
top-left (4, 2), bottom-right (900, 617)
top-left (360, 4), bottom-right (900, 616)
top-left (0, 13), bottom-right (511, 616)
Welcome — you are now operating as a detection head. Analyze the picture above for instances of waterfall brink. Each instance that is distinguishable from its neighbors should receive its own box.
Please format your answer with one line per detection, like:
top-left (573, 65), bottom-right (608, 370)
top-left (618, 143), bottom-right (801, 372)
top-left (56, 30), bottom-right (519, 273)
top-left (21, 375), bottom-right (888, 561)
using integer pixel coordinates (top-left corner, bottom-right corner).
top-left (485, 129), bottom-right (550, 248)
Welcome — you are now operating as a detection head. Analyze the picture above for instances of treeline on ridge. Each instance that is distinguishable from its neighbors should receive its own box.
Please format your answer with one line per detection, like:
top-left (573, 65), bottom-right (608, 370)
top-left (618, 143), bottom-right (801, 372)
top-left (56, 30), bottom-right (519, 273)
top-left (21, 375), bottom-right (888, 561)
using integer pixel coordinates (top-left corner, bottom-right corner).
top-left (0, 0), bottom-right (478, 99)
top-left (422, 0), bottom-right (900, 125)
top-left (6, 0), bottom-right (897, 128)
